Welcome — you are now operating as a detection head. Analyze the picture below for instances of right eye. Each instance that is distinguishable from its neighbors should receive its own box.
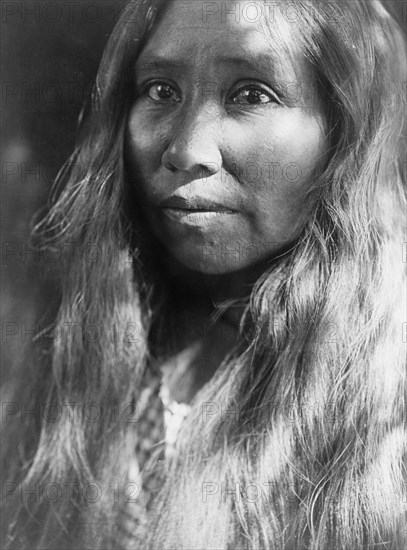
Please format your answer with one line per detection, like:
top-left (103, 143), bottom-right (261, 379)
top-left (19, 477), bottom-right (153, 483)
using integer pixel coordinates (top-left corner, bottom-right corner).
top-left (144, 82), bottom-right (182, 103)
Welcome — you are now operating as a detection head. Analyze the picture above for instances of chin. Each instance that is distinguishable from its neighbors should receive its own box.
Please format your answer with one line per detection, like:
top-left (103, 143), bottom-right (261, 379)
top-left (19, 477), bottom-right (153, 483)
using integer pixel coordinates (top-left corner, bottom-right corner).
top-left (167, 246), bottom-right (256, 275)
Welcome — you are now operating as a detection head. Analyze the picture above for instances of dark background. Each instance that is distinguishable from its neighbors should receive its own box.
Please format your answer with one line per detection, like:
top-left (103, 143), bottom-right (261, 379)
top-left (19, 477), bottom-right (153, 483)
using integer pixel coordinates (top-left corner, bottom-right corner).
top-left (1, 1), bottom-right (126, 380)
top-left (1, 0), bottom-right (406, 381)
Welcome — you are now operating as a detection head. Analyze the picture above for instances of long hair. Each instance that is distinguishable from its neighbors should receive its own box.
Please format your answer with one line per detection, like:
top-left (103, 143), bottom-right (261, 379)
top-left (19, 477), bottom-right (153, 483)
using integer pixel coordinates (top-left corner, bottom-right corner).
top-left (1, 1), bottom-right (406, 548)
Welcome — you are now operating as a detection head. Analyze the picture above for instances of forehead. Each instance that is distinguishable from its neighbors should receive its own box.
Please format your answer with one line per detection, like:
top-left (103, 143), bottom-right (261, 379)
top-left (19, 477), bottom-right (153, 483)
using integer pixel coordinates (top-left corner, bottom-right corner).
top-left (137, 0), bottom-right (303, 77)
top-left (155, 0), bottom-right (287, 32)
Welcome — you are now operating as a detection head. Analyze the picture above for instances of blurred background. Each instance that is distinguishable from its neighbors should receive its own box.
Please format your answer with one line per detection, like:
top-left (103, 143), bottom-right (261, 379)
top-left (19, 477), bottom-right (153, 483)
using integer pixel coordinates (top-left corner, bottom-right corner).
top-left (1, 0), bottom-right (126, 382)
top-left (1, 0), bottom-right (406, 382)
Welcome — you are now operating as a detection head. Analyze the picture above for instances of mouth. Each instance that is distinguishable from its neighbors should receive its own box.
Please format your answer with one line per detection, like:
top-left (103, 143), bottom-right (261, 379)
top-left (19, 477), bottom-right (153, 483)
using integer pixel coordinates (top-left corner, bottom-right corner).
top-left (161, 208), bottom-right (237, 224)
top-left (157, 195), bottom-right (239, 227)
top-left (160, 195), bottom-right (237, 213)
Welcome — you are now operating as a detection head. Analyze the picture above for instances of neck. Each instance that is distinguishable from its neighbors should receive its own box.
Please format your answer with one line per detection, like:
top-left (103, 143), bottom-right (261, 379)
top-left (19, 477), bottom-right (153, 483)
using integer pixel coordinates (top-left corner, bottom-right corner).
top-left (202, 259), bottom-right (275, 326)
top-left (161, 252), bottom-right (278, 328)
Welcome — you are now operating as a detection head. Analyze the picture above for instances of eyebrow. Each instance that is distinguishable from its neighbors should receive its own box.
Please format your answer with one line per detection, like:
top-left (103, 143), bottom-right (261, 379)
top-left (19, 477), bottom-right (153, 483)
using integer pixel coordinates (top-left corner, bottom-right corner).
top-left (135, 58), bottom-right (187, 74)
top-left (134, 53), bottom-right (300, 104)
top-left (214, 53), bottom-right (287, 75)
top-left (135, 52), bottom-right (296, 83)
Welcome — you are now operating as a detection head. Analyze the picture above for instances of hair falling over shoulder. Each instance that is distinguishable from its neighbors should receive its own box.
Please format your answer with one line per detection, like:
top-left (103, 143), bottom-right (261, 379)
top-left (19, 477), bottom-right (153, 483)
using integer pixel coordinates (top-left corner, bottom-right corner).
top-left (1, 1), bottom-right (406, 548)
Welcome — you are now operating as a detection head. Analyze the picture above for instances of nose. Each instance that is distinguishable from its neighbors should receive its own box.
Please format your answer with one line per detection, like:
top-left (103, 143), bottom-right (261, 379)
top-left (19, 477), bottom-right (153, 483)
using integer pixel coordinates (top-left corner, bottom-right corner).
top-left (162, 105), bottom-right (222, 178)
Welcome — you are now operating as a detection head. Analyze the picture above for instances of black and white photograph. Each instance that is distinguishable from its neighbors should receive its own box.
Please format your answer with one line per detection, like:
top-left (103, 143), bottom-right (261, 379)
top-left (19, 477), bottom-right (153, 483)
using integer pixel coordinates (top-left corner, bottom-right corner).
top-left (1, 0), bottom-right (406, 548)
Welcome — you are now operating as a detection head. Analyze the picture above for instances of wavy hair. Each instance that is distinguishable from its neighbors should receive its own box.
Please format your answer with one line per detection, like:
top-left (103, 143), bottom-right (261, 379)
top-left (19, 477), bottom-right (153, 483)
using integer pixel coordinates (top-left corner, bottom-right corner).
top-left (1, 0), bottom-right (406, 548)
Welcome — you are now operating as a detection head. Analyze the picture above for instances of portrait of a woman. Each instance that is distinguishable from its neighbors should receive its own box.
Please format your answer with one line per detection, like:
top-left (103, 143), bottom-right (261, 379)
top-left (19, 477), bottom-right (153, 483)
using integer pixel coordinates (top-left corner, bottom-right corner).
top-left (1, 0), bottom-right (406, 548)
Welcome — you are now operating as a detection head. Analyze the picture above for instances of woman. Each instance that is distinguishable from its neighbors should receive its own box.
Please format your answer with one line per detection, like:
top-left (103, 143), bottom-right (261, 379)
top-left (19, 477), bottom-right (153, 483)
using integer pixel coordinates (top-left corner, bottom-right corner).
top-left (1, 0), bottom-right (406, 548)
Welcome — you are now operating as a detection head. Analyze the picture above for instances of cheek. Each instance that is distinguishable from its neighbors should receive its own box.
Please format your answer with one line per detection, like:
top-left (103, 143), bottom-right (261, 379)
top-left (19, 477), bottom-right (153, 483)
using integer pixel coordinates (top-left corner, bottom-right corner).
top-left (251, 113), bottom-right (323, 183)
top-left (230, 111), bottom-right (326, 233)
top-left (274, 115), bottom-right (326, 188)
top-left (254, 111), bottom-right (325, 182)
top-left (126, 107), bottom-right (167, 179)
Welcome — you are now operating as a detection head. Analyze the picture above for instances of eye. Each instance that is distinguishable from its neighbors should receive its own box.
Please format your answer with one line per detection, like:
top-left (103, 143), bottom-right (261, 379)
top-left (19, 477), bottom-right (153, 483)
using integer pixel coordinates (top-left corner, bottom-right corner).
top-left (144, 81), bottom-right (181, 103)
top-left (228, 84), bottom-right (280, 106)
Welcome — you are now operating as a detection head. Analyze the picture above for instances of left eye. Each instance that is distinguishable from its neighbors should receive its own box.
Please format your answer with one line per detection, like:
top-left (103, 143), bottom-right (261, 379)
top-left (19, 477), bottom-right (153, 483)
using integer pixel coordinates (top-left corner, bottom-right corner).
top-left (228, 86), bottom-right (276, 105)
top-left (145, 82), bottom-right (181, 103)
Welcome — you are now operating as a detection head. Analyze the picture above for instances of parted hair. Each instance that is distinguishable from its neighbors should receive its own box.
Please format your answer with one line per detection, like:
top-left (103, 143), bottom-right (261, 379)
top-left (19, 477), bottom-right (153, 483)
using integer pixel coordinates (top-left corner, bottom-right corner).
top-left (1, 0), bottom-right (406, 548)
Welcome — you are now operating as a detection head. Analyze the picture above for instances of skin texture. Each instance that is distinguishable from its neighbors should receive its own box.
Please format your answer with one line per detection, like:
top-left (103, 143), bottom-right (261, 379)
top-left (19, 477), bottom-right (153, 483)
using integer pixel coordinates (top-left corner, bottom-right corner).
top-left (126, 0), bottom-right (328, 275)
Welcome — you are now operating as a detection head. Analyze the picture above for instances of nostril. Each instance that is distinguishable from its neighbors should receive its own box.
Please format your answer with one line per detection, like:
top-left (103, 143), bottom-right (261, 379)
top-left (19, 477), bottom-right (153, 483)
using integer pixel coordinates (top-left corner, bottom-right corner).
top-left (162, 152), bottom-right (177, 172)
top-left (161, 130), bottom-right (222, 175)
top-left (166, 162), bottom-right (177, 173)
top-left (196, 164), bottom-right (216, 181)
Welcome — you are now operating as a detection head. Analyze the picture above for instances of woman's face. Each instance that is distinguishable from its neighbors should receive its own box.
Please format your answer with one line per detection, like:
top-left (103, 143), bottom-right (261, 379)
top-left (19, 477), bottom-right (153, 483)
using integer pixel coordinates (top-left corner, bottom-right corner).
top-left (126, 0), bottom-right (327, 274)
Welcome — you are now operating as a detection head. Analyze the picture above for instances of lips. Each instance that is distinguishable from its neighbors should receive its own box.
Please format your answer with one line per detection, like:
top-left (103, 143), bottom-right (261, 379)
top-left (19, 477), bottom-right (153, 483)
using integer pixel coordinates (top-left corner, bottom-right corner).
top-left (160, 195), bottom-right (236, 212)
